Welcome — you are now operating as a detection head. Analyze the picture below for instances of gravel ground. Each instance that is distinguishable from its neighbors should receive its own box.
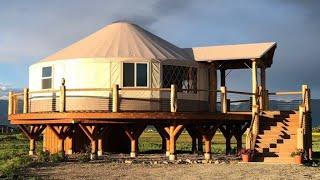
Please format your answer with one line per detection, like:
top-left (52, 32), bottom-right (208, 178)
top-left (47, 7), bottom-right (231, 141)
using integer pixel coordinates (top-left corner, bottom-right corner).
top-left (27, 154), bottom-right (320, 180)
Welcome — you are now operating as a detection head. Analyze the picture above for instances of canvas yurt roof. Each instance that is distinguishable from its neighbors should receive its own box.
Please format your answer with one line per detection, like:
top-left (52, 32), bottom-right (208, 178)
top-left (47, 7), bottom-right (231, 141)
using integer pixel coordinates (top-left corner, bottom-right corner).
top-left (41, 21), bottom-right (192, 63)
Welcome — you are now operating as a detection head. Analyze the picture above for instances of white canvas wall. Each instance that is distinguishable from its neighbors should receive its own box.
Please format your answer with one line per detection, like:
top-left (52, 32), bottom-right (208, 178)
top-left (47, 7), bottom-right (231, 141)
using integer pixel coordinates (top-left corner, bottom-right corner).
top-left (29, 58), bottom-right (208, 102)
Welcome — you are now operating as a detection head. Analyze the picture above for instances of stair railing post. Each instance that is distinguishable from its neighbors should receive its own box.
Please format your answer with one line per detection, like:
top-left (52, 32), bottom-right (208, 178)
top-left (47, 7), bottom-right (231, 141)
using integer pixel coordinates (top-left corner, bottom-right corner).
top-left (59, 78), bottom-right (66, 112)
top-left (258, 86), bottom-right (263, 111)
top-left (245, 128), bottom-right (251, 149)
top-left (112, 84), bottom-right (119, 112)
top-left (170, 84), bottom-right (177, 112)
top-left (23, 88), bottom-right (29, 113)
top-left (297, 128), bottom-right (304, 150)
top-left (252, 105), bottom-right (260, 135)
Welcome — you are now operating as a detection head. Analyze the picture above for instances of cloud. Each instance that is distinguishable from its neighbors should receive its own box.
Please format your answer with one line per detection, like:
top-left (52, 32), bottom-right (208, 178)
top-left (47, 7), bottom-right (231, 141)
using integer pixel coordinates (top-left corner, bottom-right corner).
top-left (0, 0), bottom-right (320, 98)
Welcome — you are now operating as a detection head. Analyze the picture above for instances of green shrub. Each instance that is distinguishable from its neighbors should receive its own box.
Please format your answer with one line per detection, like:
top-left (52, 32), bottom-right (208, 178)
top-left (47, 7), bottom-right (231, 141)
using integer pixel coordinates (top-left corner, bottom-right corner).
top-left (78, 153), bottom-right (90, 163)
top-left (50, 152), bottom-right (65, 163)
top-left (38, 150), bottom-right (50, 162)
top-left (0, 156), bottom-right (32, 178)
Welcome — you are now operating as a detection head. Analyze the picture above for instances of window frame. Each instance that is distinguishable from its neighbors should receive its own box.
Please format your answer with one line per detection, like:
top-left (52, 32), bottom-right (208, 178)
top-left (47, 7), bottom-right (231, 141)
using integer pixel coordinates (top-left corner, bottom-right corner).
top-left (162, 65), bottom-right (198, 93)
top-left (41, 66), bottom-right (53, 89)
top-left (122, 62), bottom-right (149, 88)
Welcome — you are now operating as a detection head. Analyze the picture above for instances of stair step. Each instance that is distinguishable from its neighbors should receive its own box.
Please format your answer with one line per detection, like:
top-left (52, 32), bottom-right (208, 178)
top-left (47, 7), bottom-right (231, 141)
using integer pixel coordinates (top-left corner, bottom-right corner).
top-left (252, 112), bottom-right (301, 163)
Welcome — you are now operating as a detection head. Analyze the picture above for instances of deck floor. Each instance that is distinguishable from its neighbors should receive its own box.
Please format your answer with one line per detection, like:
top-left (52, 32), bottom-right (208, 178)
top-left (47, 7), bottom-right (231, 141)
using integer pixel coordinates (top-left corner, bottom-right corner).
top-left (9, 111), bottom-right (254, 124)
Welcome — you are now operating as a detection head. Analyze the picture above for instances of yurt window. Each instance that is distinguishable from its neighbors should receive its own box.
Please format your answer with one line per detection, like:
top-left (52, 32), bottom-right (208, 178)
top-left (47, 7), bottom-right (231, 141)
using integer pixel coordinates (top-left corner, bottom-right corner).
top-left (162, 65), bottom-right (197, 93)
top-left (42, 66), bottom-right (52, 89)
top-left (123, 63), bottom-right (148, 87)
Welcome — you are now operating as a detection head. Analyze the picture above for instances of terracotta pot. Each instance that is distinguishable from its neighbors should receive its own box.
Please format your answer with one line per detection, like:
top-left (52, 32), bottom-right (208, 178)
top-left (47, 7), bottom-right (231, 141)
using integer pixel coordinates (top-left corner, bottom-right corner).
top-left (294, 155), bottom-right (303, 165)
top-left (242, 154), bottom-right (250, 162)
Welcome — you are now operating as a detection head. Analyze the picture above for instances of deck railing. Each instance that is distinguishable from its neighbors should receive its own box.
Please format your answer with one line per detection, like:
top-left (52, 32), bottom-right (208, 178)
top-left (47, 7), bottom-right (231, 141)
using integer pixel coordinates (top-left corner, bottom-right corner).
top-left (8, 83), bottom-right (310, 116)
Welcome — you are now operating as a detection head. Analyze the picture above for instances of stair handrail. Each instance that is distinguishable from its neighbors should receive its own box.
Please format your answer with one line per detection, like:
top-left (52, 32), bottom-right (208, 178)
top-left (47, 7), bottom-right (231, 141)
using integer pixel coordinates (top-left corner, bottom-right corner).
top-left (246, 88), bottom-right (261, 150)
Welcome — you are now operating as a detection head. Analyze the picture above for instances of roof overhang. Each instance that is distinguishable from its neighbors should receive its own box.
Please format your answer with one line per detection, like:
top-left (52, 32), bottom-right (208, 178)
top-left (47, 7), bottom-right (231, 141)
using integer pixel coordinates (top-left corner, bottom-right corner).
top-left (185, 42), bottom-right (277, 69)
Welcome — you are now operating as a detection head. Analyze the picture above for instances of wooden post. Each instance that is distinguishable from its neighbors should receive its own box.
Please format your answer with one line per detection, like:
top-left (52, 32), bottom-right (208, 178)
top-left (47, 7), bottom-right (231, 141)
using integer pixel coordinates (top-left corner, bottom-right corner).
top-left (204, 137), bottom-right (211, 159)
top-left (258, 86), bottom-right (263, 111)
top-left (170, 84), bottom-right (177, 112)
top-left (8, 91), bottom-right (13, 115)
top-left (197, 137), bottom-right (203, 153)
top-left (260, 67), bottom-right (266, 110)
top-left (252, 105), bottom-right (260, 135)
top-left (251, 59), bottom-right (257, 107)
top-left (169, 125), bottom-right (176, 160)
top-left (302, 85), bottom-right (310, 112)
top-left (297, 128), bottom-right (304, 149)
top-left (112, 84), bottom-right (119, 112)
top-left (166, 138), bottom-right (170, 156)
top-left (168, 125), bottom-right (184, 161)
top-left (23, 88), bottom-right (29, 113)
top-left (97, 138), bottom-right (103, 156)
top-left (130, 139), bottom-right (137, 157)
top-left (209, 64), bottom-right (217, 113)
top-left (299, 105), bottom-right (305, 128)
top-left (220, 86), bottom-right (227, 113)
top-left (58, 139), bottom-right (65, 153)
top-left (265, 90), bottom-right (269, 110)
top-left (29, 138), bottom-right (35, 155)
top-left (59, 78), bottom-right (66, 112)
top-left (225, 126), bottom-right (231, 155)
top-left (227, 99), bottom-right (230, 112)
top-left (245, 128), bottom-right (251, 149)
top-left (91, 140), bottom-right (97, 159)
top-left (13, 95), bottom-right (18, 114)
top-left (220, 69), bottom-right (226, 87)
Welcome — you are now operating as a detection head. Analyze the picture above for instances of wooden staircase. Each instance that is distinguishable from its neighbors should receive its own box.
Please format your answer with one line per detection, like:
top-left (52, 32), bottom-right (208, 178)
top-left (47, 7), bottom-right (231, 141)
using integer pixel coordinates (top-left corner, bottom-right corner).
top-left (253, 111), bottom-right (299, 163)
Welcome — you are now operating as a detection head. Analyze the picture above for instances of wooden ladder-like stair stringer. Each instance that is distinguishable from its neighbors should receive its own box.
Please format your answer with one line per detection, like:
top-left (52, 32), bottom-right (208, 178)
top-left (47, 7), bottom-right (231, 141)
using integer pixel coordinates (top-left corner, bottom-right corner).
top-left (253, 111), bottom-right (299, 163)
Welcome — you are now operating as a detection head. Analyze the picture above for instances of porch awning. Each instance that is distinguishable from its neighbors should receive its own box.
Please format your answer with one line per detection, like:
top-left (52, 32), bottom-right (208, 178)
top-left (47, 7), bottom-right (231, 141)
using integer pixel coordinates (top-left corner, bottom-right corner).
top-left (184, 42), bottom-right (277, 69)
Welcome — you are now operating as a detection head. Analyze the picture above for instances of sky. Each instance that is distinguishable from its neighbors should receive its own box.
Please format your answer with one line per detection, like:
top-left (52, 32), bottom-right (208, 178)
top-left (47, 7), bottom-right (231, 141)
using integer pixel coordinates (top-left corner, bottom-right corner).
top-left (0, 0), bottom-right (319, 98)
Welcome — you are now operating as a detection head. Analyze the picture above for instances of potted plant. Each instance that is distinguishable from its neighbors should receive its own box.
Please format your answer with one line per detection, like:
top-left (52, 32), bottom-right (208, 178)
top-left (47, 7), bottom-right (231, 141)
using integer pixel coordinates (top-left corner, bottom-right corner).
top-left (239, 148), bottom-right (253, 162)
top-left (291, 149), bottom-right (304, 165)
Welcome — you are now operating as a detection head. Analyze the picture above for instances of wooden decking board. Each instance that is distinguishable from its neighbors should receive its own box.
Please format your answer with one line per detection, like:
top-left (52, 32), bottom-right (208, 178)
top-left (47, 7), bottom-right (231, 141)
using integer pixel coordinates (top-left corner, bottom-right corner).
top-left (9, 111), bottom-right (252, 124)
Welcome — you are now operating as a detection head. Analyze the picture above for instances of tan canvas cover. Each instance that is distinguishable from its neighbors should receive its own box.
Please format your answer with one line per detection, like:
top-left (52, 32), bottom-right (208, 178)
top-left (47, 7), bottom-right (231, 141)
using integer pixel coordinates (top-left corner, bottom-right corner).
top-left (187, 42), bottom-right (276, 61)
top-left (42, 21), bottom-right (192, 64)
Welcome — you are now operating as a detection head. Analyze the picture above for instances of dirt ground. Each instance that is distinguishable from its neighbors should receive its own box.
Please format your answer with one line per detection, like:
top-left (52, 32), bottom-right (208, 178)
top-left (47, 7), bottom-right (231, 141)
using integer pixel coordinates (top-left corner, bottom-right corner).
top-left (26, 154), bottom-right (320, 180)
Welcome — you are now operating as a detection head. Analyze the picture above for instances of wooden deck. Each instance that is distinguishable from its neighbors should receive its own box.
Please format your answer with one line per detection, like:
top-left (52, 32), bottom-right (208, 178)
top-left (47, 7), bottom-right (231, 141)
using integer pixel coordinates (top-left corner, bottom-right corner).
top-left (9, 111), bottom-right (252, 125)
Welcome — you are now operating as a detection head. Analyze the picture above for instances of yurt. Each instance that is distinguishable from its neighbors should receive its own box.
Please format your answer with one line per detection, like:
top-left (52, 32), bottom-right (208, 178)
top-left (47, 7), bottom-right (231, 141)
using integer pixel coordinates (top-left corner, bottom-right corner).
top-left (29, 21), bottom-right (209, 113)
top-left (27, 21), bottom-right (210, 154)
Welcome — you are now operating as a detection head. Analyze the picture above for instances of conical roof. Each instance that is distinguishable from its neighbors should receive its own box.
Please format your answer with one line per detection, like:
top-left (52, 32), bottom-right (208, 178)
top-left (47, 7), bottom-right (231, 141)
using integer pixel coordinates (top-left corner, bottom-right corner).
top-left (42, 21), bottom-right (191, 62)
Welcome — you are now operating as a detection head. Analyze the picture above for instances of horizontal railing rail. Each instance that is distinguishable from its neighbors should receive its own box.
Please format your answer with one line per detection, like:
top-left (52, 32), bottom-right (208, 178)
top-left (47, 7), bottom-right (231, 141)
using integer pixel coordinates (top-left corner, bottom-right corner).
top-left (8, 82), bottom-right (309, 115)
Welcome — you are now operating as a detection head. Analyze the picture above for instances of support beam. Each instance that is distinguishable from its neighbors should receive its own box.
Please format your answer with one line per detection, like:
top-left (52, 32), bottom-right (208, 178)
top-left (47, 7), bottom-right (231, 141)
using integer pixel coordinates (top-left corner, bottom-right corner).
top-left (29, 138), bottom-right (35, 155)
top-left (97, 138), bottom-right (103, 156)
top-left (78, 124), bottom-right (109, 159)
top-left (17, 124), bottom-right (47, 155)
top-left (186, 127), bottom-right (202, 154)
top-left (155, 125), bottom-right (170, 156)
top-left (124, 125), bottom-right (146, 158)
top-left (159, 124), bottom-right (184, 161)
top-left (220, 125), bottom-right (232, 155)
top-left (48, 125), bottom-right (74, 156)
top-left (209, 64), bottom-right (217, 113)
top-left (197, 123), bottom-right (220, 160)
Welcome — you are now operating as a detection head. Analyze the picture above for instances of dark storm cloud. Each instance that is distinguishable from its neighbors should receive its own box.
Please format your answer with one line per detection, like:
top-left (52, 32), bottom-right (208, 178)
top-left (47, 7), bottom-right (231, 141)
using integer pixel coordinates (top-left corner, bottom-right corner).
top-left (110, 0), bottom-right (193, 28)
